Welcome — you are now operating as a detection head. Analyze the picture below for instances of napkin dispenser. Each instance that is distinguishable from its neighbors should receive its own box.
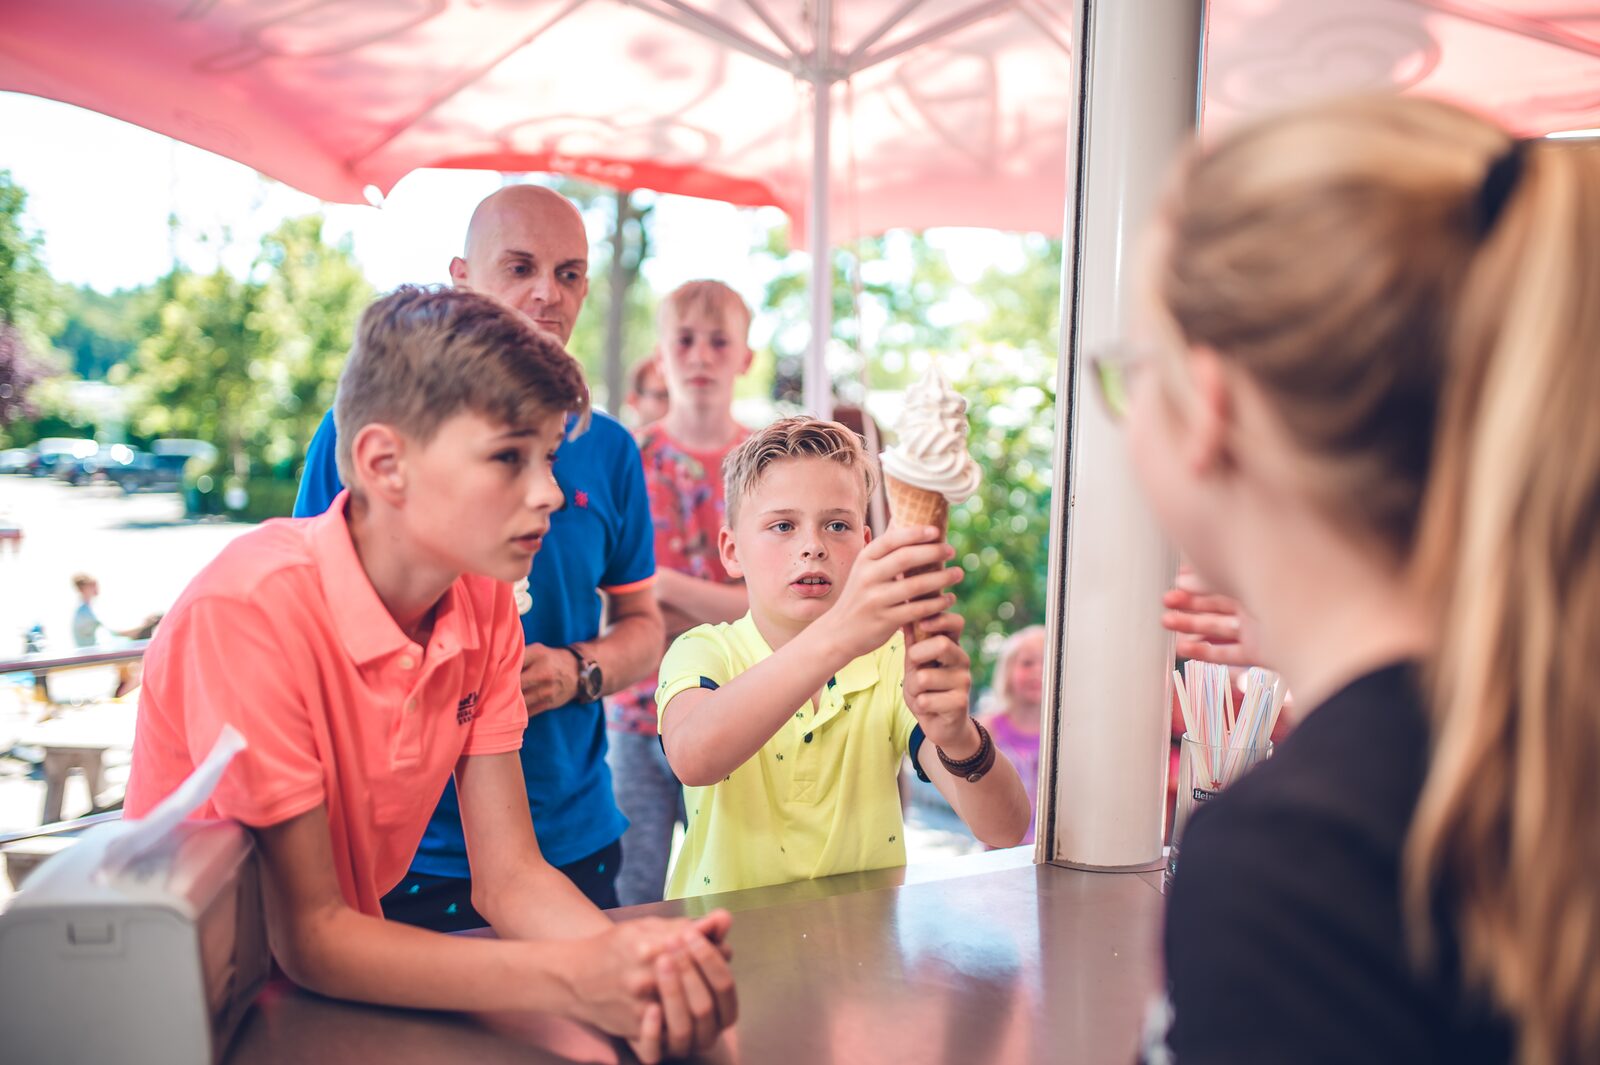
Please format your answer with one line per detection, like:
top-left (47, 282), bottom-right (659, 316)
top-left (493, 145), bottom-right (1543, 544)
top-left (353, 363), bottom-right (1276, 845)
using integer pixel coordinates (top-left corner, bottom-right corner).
top-left (0, 817), bottom-right (269, 1065)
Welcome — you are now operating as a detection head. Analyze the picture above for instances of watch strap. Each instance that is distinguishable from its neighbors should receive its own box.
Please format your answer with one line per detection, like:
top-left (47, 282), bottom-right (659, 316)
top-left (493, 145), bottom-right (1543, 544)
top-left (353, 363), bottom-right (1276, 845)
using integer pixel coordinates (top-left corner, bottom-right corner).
top-left (562, 644), bottom-right (601, 701)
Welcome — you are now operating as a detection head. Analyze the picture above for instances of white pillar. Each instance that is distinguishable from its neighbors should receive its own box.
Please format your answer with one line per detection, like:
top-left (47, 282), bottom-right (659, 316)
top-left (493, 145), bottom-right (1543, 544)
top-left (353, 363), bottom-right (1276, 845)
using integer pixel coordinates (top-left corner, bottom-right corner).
top-left (1039, 0), bottom-right (1205, 868)
top-left (803, 0), bottom-right (835, 420)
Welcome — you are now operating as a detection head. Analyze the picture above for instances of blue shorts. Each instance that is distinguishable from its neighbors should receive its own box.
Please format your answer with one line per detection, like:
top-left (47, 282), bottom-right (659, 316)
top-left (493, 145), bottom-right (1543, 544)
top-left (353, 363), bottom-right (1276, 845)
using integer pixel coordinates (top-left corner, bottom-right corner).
top-left (380, 838), bottom-right (624, 931)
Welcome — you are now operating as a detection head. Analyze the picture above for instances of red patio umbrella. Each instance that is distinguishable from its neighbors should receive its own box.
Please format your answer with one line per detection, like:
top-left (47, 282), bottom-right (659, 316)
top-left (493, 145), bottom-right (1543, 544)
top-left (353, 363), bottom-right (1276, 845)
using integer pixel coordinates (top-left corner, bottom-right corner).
top-left (3, 0), bottom-right (1597, 409)
top-left (1, 0), bottom-right (1081, 412)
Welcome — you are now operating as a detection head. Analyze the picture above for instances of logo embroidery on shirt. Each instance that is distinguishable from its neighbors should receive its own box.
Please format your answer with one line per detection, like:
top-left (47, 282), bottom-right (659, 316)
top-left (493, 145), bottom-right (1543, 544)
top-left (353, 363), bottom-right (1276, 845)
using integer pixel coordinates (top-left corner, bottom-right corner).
top-left (456, 692), bottom-right (480, 725)
top-left (574, 489), bottom-right (590, 508)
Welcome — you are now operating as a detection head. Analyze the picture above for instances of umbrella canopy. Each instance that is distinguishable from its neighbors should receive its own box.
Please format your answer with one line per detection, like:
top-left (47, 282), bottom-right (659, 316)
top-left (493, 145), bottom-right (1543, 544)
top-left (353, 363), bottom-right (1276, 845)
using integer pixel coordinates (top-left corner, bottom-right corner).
top-left (1204, 1), bottom-right (1600, 139)
top-left (3, 1), bottom-right (1596, 229)
top-left (4, 0), bottom-right (1597, 413)
top-left (0, 0), bottom-right (1078, 244)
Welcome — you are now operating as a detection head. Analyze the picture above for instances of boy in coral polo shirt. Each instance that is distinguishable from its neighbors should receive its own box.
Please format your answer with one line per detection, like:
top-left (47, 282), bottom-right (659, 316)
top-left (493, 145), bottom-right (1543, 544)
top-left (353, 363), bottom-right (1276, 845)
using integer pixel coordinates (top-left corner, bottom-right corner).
top-left (124, 286), bottom-right (734, 1063)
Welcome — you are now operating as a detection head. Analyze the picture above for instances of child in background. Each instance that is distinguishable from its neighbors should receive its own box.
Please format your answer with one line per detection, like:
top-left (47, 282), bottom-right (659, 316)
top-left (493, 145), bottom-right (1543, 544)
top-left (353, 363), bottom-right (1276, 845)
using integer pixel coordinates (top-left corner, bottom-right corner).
top-left (976, 624), bottom-right (1045, 845)
top-left (71, 573), bottom-right (160, 697)
top-left (125, 287), bottom-right (735, 1063)
top-left (655, 417), bottom-right (1031, 899)
top-left (608, 280), bottom-right (753, 907)
top-left (70, 573), bottom-right (158, 648)
top-left (829, 403), bottom-right (890, 535)
top-left (624, 355), bottom-right (670, 429)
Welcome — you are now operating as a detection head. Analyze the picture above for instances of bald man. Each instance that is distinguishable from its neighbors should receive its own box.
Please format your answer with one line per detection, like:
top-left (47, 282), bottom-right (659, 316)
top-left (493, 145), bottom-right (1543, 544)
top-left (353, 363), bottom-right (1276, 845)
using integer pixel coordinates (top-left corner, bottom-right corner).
top-left (294, 185), bottom-right (664, 926)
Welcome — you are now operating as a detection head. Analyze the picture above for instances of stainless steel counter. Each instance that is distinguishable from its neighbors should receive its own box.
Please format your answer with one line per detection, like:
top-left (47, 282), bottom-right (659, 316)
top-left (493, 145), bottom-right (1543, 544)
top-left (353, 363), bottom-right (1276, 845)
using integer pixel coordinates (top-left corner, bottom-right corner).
top-left (226, 850), bottom-right (1164, 1064)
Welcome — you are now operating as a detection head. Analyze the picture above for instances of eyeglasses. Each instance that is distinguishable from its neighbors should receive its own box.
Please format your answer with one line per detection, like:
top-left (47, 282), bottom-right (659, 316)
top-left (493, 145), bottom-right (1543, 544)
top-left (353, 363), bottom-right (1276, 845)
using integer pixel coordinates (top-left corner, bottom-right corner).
top-left (1088, 343), bottom-right (1152, 421)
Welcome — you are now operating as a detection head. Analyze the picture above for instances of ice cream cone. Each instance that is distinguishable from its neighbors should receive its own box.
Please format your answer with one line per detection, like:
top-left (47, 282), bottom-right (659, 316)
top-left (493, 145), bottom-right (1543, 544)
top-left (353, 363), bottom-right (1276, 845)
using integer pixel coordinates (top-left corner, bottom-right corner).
top-left (880, 362), bottom-right (981, 647)
top-left (885, 474), bottom-right (950, 538)
top-left (885, 474), bottom-right (951, 643)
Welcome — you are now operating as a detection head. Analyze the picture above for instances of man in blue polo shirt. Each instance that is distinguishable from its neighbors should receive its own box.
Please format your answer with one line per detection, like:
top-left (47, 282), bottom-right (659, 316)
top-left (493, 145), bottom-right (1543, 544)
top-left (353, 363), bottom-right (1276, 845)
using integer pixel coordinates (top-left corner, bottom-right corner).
top-left (294, 184), bottom-right (663, 926)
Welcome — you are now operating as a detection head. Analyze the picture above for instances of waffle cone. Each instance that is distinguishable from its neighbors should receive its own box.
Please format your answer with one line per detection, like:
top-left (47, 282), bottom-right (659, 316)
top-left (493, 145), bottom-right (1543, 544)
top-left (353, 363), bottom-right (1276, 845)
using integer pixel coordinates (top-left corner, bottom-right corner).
top-left (885, 476), bottom-right (950, 535)
top-left (884, 475), bottom-right (952, 643)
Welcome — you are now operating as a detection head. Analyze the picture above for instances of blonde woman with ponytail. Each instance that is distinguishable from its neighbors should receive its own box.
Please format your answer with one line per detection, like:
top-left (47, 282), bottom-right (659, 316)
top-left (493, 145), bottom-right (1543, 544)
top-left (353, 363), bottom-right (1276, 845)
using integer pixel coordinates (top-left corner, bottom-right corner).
top-left (1112, 95), bottom-right (1600, 1063)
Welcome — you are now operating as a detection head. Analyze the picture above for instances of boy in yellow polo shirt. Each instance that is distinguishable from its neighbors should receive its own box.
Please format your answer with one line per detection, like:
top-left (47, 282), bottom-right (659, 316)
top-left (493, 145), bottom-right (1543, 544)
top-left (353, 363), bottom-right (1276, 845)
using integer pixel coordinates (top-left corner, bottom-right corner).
top-left (656, 417), bottom-right (1031, 898)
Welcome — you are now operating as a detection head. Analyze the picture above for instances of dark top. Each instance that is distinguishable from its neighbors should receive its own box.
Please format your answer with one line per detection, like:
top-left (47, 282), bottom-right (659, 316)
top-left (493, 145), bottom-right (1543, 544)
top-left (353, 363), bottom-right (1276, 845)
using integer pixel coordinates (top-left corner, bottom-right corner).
top-left (1154, 664), bottom-right (1514, 1064)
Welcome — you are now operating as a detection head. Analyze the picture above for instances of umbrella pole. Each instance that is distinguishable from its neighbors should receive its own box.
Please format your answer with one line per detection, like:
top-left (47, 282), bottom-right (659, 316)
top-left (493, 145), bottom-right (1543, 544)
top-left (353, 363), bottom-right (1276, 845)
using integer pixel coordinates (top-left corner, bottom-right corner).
top-left (803, 0), bottom-right (835, 419)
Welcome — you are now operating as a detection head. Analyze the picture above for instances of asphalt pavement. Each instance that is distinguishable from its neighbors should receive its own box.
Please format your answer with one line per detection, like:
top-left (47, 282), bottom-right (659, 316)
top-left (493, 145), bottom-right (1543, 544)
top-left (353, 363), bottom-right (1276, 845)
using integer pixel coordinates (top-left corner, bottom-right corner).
top-left (0, 475), bottom-right (253, 660)
top-left (0, 476), bottom-right (254, 894)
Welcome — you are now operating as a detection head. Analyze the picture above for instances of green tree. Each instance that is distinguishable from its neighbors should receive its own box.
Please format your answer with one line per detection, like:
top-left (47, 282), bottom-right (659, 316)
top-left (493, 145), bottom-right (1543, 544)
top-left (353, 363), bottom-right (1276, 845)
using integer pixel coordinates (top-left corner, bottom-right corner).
top-left (251, 215), bottom-right (373, 470)
top-left (0, 171), bottom-right (62, 440)
top-left (972, 236), bottom-right (1062, 349)
top-left (945, 348), bottom-right (1057, 695)
top-left (121, 214), bottom-right (372, 494)
top-left (124, 266), bottom-right (270, 477)
top-left (49, 281), bottom-right (163, 379)
top-left (753, 224), bottom-right (1062, 692)
top-left (524, 177), bottom-right (657, 411)
top-left (760, 227), bottom-right (957, 405)
top-left (0, 170), bottom-right (50, 330)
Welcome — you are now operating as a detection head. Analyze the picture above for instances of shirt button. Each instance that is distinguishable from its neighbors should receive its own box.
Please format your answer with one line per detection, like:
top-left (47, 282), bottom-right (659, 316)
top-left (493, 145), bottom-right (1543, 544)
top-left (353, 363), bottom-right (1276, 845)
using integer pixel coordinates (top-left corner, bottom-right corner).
top-left (398, 655), bottom-right (416, 670)
top-left (804, 732), bottom-right (813, 743)
top-left (406, 699), bottom-right (418, 715)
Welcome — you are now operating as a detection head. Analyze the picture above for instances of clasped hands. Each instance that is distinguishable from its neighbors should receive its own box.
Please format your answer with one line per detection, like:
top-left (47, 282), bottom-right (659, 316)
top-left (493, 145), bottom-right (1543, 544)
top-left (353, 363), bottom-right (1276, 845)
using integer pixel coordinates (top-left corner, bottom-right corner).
top-left (574, 910), bottom-right (738, 1063)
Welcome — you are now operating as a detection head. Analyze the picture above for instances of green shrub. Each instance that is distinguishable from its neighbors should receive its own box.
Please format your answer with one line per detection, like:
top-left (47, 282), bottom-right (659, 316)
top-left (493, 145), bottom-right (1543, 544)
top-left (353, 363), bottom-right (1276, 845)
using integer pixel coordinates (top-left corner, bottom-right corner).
top-left (234, 477), bottom-right (300, 522)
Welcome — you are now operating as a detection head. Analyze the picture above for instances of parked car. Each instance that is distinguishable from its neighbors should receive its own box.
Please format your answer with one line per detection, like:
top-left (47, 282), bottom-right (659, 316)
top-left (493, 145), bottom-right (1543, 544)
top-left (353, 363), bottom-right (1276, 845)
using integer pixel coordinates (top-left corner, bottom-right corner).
top-left (29, 437), bottom-right (96, 478)
top-left (106, 451), bottom-right (193, 493)
top-left (150, 438), bottom-right (218, 463)
top-left (0, 448), bottom-right (32, 474)
top-left (54, 442), bottom-right (104, 485)
top-left (77, 443), bottom-right (141, 483)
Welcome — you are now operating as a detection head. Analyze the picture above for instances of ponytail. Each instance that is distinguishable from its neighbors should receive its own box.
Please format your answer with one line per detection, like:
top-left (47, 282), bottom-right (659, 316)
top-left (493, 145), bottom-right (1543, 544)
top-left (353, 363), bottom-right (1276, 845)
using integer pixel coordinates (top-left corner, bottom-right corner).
top-left (1407, 135), bottom-right (1600, 1065)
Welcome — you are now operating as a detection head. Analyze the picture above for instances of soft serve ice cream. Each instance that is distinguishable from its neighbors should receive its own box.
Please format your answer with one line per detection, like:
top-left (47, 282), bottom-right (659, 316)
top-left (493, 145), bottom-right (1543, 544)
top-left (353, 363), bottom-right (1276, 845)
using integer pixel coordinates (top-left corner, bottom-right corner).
top-left (879, 363), bottom-right (981, 640)
top-left (881, 363), bottom-right (982, 505)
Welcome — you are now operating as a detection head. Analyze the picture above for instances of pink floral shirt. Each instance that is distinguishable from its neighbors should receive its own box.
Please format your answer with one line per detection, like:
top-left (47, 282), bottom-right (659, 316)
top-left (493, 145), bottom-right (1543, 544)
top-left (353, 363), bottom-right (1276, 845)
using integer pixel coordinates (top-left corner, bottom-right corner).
top-left (608, 423), bottom-right (749, 735)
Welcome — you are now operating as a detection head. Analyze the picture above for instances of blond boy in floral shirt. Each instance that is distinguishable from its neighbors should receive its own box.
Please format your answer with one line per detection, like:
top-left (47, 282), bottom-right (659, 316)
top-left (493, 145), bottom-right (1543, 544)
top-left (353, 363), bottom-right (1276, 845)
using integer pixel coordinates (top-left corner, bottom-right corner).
top-left (607, 280), bottom-right (752, 905)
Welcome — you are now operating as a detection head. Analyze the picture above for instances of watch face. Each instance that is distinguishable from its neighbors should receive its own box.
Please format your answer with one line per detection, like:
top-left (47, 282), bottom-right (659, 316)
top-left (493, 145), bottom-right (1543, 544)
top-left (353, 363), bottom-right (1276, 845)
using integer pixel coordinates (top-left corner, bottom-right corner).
top-left (580, 662), bottom-right (603, 701)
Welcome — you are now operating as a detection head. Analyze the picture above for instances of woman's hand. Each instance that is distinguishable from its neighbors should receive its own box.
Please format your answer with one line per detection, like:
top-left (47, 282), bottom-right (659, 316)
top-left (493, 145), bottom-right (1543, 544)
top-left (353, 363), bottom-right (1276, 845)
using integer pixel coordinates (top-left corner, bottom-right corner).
top-left (1161, 566), bottom-right (1265, 669)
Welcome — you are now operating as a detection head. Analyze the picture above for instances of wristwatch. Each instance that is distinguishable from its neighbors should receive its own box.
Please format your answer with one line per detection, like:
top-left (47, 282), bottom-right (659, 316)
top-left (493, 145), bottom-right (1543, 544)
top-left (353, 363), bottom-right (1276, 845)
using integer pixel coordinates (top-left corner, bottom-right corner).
top-left (563, 644), bottom-right (603, 703)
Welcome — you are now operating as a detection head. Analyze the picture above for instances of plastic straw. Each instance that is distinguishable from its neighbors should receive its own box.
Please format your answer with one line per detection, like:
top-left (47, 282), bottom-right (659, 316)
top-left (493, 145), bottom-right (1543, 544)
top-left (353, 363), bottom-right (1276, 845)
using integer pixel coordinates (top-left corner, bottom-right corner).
top-left (1173, 668), bottom-right (1197, 739)
top-left (1177, 662), bottom-right (1282, 788)
top-left (1224, 673), bottom-right (1236, 735)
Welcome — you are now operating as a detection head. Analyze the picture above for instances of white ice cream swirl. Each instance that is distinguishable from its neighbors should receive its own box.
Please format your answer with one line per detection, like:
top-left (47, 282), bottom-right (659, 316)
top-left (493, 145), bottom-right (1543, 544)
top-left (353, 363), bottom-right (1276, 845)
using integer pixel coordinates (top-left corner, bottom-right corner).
top-left (879, 364), bottom-right (982, 504)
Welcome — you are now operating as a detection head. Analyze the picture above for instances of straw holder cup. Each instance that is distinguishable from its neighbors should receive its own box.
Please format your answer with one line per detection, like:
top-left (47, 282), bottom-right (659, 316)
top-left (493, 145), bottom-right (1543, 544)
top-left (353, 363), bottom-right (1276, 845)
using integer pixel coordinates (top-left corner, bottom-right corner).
top-left (1163, 733), bottom-right (1273, 892)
